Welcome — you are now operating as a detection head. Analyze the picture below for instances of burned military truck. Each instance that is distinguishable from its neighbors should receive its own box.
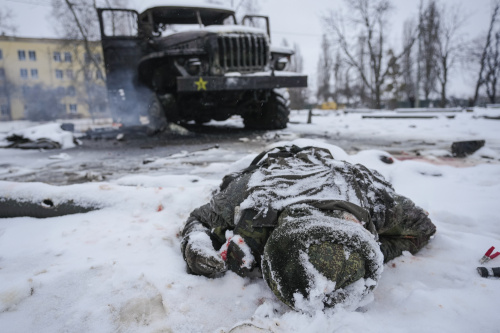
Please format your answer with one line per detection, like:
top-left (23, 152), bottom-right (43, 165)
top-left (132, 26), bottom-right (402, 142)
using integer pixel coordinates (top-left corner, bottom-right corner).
top-left (97, 5), bottom-right (307, 131)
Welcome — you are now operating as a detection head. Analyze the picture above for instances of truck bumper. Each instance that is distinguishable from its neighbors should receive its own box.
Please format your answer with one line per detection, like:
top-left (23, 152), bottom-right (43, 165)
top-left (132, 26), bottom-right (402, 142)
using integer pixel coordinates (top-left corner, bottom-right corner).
top-left (177, 74), bottom-right (307, 92)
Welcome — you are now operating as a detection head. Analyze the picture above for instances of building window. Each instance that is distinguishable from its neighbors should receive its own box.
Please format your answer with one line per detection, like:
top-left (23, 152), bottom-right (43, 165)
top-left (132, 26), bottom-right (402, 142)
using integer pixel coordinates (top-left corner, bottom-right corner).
top-left (67, 86), bottom-right (76, 96)
top-left (31, 69), bottom-right (38, 79)
top-left (69, 104), bottom-right (78, 113)
top-left (1, 104), bottom-right (9, 116)
top-left (64, 52), bottom-right (72, 62)
top-left (66, 69), bottom-right (74, 80)
top-left (22, 86), bottom-right (30, 95)
top-left (20, 68), bottom-right (28, 79)
top-left (55, 69), bottom-right (63, 79)
top-left (18, 50), bottom-right (26, 61)
top-left (53, 52), bottom-right (61, 62)
top-left (29, 51), bottom-right (36, 61)
top-left (0, 68), bottom-right (5, 78)
top-left (0, 49), bottom-right (3, 60)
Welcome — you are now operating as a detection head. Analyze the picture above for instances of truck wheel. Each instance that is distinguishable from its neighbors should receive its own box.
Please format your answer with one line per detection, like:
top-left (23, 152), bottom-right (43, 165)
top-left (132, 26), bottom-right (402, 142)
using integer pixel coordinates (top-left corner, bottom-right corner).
top-left (147, 93), bottom-right (168, 133)
top-left (243, 90), bottom-right (290, 130)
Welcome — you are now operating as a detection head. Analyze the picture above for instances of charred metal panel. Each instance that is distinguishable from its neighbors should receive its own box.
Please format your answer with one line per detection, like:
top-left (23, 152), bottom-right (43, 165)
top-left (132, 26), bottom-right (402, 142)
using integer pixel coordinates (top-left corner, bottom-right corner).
top-left (97, 5), bottom-right (308, 127)
top-left (177, 75), bottom-right (307, 92)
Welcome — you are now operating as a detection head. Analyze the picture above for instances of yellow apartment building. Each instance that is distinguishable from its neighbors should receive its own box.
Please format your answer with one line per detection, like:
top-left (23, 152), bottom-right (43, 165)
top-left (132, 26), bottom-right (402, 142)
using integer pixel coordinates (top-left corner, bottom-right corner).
top-left (0, 35), bottom-right (108, 121)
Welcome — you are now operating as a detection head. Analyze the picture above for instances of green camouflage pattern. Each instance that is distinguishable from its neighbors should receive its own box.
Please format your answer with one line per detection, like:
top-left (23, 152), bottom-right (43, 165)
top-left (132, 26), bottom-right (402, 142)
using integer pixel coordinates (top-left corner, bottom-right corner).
top-left (308, 243), bottom-right (366, 289)
top-left (180, 145), bottom-right (436, 309)
top-left (261, 206), bottom-right (383, 309)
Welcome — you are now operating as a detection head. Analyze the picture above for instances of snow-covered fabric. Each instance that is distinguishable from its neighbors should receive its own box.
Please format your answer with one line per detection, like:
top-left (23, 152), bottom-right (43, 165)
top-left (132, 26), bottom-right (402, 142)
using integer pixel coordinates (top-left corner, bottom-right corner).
top-left (239, 146), bottom-right (396, 230)
top-left (261, 205), bottom-right (384, 313)
top-left (181, 145), bottom-right (436, 311)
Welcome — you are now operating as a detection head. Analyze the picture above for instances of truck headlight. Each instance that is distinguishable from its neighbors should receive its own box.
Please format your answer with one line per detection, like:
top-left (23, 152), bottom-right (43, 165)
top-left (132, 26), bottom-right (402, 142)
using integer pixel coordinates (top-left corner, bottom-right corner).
top-left (274, 57), bottom-right (289, 71)
top-left (186, 58), bottom-right (202, 75)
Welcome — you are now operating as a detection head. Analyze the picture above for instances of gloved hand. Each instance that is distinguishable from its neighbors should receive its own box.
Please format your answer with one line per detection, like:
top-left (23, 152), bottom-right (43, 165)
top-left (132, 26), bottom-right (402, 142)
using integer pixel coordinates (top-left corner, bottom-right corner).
top-left (183, 232), bottom-right (227, 277)
top-left (225, 235), bottom-right (255, 277)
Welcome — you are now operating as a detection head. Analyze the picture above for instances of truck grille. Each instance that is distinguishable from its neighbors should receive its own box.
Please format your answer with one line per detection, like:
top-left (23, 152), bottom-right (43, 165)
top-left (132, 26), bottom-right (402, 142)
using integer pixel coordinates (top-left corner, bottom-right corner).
top-left (217, 34), bottom-right (268, 73)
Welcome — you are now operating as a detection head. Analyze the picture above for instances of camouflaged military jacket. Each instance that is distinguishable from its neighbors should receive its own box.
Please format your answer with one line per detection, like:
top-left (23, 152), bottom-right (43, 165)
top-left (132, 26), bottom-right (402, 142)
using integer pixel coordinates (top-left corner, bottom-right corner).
top-left (181, 146), bottom-right (436, 277)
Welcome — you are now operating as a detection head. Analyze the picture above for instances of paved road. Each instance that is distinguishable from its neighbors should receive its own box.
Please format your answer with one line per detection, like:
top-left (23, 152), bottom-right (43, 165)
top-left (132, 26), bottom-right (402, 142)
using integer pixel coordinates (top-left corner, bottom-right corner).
top-left (0, 122), bottom-right (483, 185)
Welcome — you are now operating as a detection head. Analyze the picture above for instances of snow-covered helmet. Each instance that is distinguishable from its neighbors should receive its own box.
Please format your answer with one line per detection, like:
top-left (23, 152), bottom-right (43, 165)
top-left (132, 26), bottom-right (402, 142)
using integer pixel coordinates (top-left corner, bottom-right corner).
top-left (261, 211), bottom-right (384, 312)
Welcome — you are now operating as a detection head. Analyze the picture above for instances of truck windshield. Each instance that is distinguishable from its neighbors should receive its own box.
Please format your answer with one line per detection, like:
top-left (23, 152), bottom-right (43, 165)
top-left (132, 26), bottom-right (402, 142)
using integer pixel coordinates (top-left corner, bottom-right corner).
top-left (154, 15), bottom-right (236, 36)
top-left (141, 7), bottom-right (236, 36)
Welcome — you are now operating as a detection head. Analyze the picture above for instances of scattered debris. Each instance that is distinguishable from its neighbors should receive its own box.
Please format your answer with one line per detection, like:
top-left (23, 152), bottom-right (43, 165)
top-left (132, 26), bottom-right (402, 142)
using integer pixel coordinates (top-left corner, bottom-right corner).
top-left (380, 155), bottom-right (394, 164)
top-left (143, 157), bottom-right (158, 165)
top-left (419, 171), bottom-right (443, 177)
top-left (49, 153), bottom-right (71, 160)
top-left (168, 123), bottom-right (190, 136)
top-left (479, 246), bottom-right (500, 264)
top-left (477, 267), bottom-right (500, 278)
top-left (451, 140), bottom-right (486, 157)
top-left (6, 138), bottom-right (62, 150)
top-left (60, 123), bottom-right (75, 132)
top-left (85, 172), bottom-right (104, 182)
top-left (85, 123), bottom-right (191, 140)
top-left (2, 123), bottom-right (78, 150)
top-left (85, 126), bottom-right (146, 140)
top-left (228, 323), bottom-right (271, 333)
top-left (197, 145), bottom-right (220, 152)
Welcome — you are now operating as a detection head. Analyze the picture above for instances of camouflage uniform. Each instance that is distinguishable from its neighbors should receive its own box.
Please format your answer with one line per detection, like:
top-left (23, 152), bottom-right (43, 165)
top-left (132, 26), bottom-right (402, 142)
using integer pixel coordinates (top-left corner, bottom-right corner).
top-left (181, 146), bottom-right (436, 308)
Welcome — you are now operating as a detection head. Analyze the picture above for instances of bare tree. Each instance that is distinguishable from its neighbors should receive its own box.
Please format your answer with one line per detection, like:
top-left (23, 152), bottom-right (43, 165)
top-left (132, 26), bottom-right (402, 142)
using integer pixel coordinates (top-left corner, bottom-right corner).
top-left (402, 19), bottom-right (417, 107)
top-left (316, 34), bottom-right (333, 103)
top-left (0, 8), bottom-right (17, 35)
top-left (435, 4), bottom-right (466, 107)
top-left (473, 1), bottom-right (500, 104)
top-left (340, 66), bottom-right (355, 106)
top-left (51, 0), bottom-right (128, 78)
top-left (419, 0), bottom-right (440, 103)
top-left (384, 49), bottom-right (404, 109)
top-left (51, 0), bottom-right (128, 119)
top-left (325, 0), bottom-right (416, 109)
top-left (234, 0), bottom-right (261, 21)
top-left (332, 51), bottom-right (343, 103)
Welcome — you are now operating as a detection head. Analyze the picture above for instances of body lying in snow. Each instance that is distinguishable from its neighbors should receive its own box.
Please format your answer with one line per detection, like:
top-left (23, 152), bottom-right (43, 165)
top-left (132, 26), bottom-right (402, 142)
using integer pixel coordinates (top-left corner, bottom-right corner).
top-left (181, 145), bottom-right (436, 311)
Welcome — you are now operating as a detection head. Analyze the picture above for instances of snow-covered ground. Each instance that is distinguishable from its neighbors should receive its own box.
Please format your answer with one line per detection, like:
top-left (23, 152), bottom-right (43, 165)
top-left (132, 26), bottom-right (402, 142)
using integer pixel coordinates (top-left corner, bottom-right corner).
top-left (0, 108), bottom-right (500, 332)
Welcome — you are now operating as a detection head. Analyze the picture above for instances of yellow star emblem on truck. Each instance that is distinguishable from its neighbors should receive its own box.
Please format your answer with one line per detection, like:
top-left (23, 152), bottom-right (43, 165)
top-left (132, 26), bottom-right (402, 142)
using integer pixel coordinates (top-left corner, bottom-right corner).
top-left (195, 77), bottom-right (207, 91)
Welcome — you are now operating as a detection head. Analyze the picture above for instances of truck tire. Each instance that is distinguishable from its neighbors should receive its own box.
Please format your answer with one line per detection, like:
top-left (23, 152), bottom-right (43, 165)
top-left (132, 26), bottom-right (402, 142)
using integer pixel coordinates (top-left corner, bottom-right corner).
top-left (147, 93), bottom-right (168, 133)
top-left (243, 90), bottom-right (290, 130)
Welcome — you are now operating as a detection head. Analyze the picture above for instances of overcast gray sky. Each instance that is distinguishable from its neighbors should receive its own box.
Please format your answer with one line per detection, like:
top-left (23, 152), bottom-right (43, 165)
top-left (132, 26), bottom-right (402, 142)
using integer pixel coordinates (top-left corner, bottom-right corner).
top-left (0, 0), bottom-right (493, 98)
